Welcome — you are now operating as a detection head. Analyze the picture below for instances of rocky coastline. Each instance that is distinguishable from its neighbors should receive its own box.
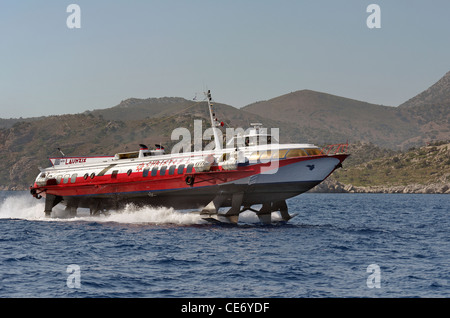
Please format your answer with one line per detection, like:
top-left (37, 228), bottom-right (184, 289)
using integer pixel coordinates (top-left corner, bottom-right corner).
top-left (310, 179), bottom-right (450, 194)
top-left (0, 185), bottom-right (28, 191)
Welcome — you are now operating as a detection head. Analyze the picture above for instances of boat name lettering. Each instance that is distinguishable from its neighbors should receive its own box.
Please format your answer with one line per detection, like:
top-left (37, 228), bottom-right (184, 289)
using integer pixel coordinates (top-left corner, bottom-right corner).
top-left (65, 158), bottom-right (87, 165)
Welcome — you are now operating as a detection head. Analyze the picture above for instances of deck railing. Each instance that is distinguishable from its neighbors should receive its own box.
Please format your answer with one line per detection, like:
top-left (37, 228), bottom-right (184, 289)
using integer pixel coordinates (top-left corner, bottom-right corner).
top-left (321, 142), bottom-right (349, 155)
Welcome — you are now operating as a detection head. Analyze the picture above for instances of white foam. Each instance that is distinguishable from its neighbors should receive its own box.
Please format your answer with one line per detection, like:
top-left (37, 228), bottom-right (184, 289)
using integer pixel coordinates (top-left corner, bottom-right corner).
top-left (0, 193), bottom-right (205, 225)
top-left (76, 204), bottom-right (206, 225)
top-left (0, 193), bottom-right (281, 225)
top-left (0, 193), bottom-right (46, 220)
top-left (238, 211), bottom-right (283, 223)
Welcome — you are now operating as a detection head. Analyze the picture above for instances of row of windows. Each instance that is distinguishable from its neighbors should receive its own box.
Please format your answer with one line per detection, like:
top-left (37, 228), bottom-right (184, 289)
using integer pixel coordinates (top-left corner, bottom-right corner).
top-left (55, 163), bottom-right (196, 184)
top-left (142, 163), bottom-right (194, 177)
top-left (286, 148), bottom-right (322, 157)
top-left (56, 174), bottom-right (77, 184)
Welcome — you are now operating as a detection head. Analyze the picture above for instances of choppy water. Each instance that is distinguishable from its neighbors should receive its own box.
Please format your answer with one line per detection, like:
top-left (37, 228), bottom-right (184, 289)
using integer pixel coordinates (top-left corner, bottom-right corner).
top-left (0, 191), bottom-right (448, 298)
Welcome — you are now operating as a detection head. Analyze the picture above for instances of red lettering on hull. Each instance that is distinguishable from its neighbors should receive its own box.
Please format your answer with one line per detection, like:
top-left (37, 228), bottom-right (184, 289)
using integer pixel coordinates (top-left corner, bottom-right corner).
top-left (65, 158), bottom-right (87, 165)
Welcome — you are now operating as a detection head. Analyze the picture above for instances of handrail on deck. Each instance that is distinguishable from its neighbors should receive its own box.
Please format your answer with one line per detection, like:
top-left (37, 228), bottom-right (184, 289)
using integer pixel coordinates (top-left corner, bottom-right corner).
top-left (321, 142), bottom-right (349, 155)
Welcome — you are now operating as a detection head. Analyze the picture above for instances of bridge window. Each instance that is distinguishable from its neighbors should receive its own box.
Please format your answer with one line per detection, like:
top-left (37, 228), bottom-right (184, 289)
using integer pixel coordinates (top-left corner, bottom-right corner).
top-left (305, 148), bottom-right (322, 156)
top-left (286, 149), bottom-right (308, 158)
top-left (271, 149), bottom-right (289, 159)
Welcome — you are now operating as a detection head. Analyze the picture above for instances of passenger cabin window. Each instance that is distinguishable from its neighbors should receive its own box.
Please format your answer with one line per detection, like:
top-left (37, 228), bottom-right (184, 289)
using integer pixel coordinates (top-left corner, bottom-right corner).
top-left (177, 164), bottom-right (185, 174)
top-left (160, 166), bottom-right (167, 176)
top-left (143, 167), bottom-right (149, 177)
top-left (249, 152), bottom-right (260, 162)
top-left (168, 165), bottom-right (176, 175)
top-left (259, 151), bottom-right (272, 160)
top-left (116, 152), bottom-right (139, 159)
top-left (63, 174), bottom-right (70, 184)
top-left (220, 153), bottom-right (231, 162)
top-left (56, 175), bottom-right (62, 184)
top-left (186, 163), bottom-right (194, 174)
top-left (111, 170), bottom-right (118, 179)
top-left (151, 167), bottom-right (158, 177)
top-left (71, 174), bottom-right (77, 183)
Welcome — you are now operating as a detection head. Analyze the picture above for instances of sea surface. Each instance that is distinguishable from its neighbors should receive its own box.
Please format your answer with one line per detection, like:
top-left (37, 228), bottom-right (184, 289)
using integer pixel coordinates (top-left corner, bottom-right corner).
top-left (0, 191), bottom-right (448, 298)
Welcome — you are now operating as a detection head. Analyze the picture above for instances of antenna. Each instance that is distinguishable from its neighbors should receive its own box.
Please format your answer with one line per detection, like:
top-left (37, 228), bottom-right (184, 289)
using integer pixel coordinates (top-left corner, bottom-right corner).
top-left (206, 90), bottom-right (222, 150)
top-left (57, 148), bottom-right (65, 157)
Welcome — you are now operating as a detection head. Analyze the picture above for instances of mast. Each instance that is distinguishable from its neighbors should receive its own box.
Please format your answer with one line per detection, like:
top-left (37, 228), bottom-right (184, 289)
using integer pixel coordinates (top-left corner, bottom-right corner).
top-left (206, 90), bottom-right (222, 150)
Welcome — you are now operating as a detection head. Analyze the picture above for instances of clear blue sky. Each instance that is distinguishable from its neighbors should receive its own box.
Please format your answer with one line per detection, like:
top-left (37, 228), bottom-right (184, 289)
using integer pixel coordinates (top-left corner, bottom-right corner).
top-left (1, 0), bottom-right (449, 118)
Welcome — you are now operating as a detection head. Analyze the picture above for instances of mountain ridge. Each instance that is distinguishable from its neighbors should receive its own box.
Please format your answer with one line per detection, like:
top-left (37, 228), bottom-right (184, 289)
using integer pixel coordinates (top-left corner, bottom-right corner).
top-left (399, 70), bottom-right (450, 108)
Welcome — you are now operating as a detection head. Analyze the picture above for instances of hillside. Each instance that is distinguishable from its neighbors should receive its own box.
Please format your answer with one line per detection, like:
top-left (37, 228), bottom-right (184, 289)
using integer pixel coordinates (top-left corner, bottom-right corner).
top-left (243, 88), bottom-right (449, 149)
top-left (399, 71), bottom-right (450, 108)
top-left (244, 90), bottom-right (406, 148)
top-left (85, 97), bottom-right (283, 131)
top-left (85, 97), bottom-right (354, 146)
top-left (85, 97), bottom-right (196, 121)
top-left (244, 89), bottom-right (392, 124)
top-left (313, 141), bottom-right (450, 194)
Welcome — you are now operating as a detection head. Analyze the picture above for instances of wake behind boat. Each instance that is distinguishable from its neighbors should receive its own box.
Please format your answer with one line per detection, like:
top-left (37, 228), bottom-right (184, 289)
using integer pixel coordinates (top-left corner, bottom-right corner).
top-left (30, 90), bottom-right (349, 224)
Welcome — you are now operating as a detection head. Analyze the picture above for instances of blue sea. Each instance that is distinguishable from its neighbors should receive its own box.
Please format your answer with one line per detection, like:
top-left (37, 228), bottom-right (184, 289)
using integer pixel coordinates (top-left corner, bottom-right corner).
top-left (0, 191), bottom-right (448, 298)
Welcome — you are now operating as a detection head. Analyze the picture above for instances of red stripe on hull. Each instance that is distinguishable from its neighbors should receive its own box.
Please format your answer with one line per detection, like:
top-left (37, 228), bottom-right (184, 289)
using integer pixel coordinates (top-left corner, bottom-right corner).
top-left (33, 155), bottom-right (347, 198)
